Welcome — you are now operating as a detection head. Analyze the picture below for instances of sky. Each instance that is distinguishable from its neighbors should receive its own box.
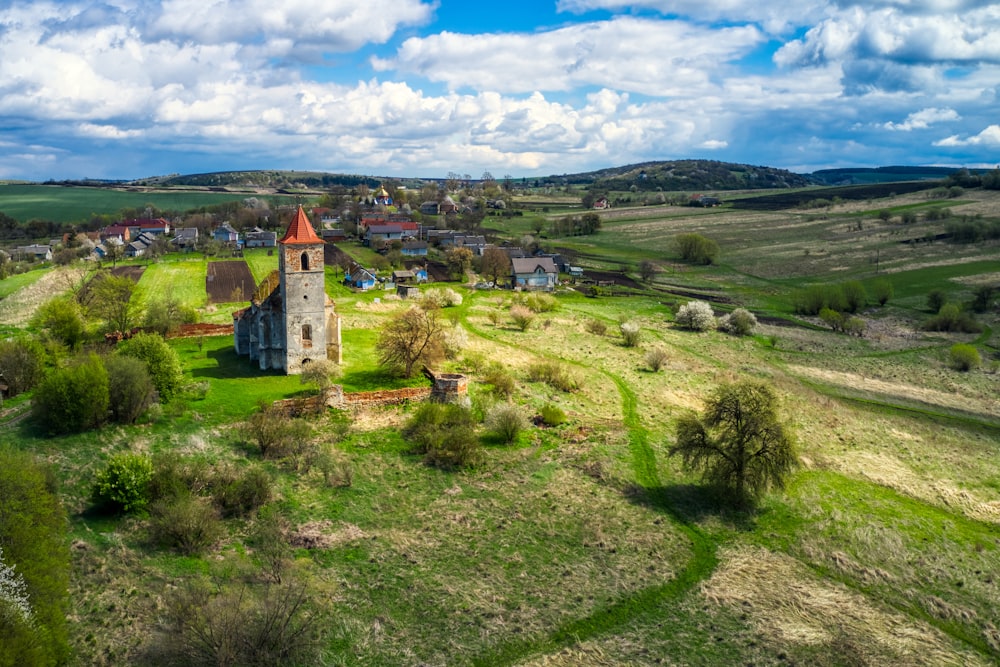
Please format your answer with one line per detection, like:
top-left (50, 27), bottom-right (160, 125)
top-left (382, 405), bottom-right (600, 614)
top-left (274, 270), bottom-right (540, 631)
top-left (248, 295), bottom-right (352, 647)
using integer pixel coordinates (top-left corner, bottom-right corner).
top-left (1, 0), bottom-right (999, 182)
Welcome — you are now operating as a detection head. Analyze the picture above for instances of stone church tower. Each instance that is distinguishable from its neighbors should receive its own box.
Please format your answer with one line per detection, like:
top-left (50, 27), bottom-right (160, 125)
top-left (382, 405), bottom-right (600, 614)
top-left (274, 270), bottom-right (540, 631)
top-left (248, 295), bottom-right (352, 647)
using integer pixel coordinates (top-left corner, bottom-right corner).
top-left (233, 205), bottom-right (341, 374)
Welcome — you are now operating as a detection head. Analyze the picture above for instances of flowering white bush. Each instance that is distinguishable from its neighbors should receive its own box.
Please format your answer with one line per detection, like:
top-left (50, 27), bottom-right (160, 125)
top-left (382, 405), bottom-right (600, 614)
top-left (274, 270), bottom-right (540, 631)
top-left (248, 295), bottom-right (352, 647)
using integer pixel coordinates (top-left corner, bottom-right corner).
top-left (675, 300), bottom-right (716, 331)
top-left (0, 546), bottom-right (32, 623)
top-left (718, 308), bottom-right (758, 336)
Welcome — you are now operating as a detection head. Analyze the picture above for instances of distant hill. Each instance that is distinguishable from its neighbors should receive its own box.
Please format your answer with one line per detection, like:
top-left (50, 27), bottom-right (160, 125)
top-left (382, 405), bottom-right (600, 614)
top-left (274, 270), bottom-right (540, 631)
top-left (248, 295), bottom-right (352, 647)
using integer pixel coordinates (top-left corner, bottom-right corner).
top-left (809, 166), bottom-right (971, 186)
top-left (548, 160), bottom-right (812, 191)
top-left (131, 170), bottom-right (418, 192)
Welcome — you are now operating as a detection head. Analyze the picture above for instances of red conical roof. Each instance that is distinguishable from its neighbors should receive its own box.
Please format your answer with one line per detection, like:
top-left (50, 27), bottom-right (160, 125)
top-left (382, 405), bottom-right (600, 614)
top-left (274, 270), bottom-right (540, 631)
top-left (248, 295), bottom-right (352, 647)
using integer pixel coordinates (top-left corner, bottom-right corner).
top-left (278, 205), bottom-right (322, 245)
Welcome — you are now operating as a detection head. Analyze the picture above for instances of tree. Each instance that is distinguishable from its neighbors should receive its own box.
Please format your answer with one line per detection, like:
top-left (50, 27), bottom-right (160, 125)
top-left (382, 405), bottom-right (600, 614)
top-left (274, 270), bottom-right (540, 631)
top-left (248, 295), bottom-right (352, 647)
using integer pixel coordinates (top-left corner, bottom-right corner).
top-left (31, 354), bottom-right (110, 434)
top-left (378, 307), bottom-right (446, 378)
top-left (116, 332), bottom-right (184, 402)
top-left (0, 338), bottom-right (44, 396)
top-left (144, 295), bottom-right (198, 336)
top-left (872, 278), bottom-right (894, 307)
top-left (32, 296), bottom-right (86, 350)
top-left (670, 380), bottom-right (795, 507)
top-left (445, 246), bottom-right (473, 280)
top-left (104, 355), bottom-right (156, 424)
top-left (672, 233), bottom-right (719, 265)
top-left (718, 308), bottom-right (758, 336)
top-left (299, 359), bottom-right (341, 395)
top-left (0, 448), bottom-right (70, 666)
top-left (243, 401), bottom-right (313, 460)
top-left (479, 246), bottom-right (511, 286)
top-left (87, 271), bottom-right (142, 334)
top-left (638, 260), bottom-right (657, 282)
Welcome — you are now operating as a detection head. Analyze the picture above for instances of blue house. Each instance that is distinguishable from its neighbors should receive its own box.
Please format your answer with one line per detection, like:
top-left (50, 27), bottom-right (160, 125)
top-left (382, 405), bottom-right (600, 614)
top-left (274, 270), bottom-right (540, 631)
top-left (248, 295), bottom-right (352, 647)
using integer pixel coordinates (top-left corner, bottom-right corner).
top-left (346, 263), bottom-right (377, 291)
top-left (213, 223), bottom-right (239, 244)
top-left (401, 241), bottom-right (428, 257)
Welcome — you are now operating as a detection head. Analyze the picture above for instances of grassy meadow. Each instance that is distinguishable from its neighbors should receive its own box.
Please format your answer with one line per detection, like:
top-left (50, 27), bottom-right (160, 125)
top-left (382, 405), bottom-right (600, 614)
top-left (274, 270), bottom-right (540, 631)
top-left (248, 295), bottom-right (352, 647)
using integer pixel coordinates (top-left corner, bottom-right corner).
top-left (0, 183), bottom-right (998, 665)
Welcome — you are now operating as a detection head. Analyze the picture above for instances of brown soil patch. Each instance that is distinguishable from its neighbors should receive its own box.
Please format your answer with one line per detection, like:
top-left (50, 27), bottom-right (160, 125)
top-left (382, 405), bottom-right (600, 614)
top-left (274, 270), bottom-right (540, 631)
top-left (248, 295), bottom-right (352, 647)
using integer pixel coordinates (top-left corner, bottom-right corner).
top-left (110, 265), bottom-right (146, 282)
top-left (206, 261), bottom-right (254, 303)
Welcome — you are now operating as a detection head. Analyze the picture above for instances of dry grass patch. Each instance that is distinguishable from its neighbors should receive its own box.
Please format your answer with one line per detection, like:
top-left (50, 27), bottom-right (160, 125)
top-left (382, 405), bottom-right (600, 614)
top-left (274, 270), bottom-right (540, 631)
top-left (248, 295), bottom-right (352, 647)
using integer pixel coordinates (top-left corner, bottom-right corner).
top-left (701, 545), bottom-right (990, 666)
top-left (0, 265), bottom-right (89, 325)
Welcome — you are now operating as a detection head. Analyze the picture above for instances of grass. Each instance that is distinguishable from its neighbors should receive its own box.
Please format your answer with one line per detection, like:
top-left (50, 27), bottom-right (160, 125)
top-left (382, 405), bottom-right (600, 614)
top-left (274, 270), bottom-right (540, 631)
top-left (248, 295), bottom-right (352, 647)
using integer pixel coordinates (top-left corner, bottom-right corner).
top-left (136, 256), bottom-right (208, 309)
top-left (0, 267), bottom-right (47, 298)
top-left (0, 185), bottom-right (998, 666)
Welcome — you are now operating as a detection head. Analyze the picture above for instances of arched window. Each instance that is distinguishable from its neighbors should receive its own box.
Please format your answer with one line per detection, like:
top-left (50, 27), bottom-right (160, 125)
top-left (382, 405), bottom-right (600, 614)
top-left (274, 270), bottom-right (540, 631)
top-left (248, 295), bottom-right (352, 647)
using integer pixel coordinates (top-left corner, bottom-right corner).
top-left (302, 323), bottom-right (312, 348)
top-left (300, 251), bottom-right (310, 271)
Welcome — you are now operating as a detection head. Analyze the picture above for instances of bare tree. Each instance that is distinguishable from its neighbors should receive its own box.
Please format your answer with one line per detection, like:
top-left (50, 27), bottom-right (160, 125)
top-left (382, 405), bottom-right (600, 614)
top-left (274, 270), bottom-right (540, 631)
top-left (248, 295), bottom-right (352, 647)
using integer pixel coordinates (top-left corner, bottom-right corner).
top-left (377, 307), bottom-right (446, 378)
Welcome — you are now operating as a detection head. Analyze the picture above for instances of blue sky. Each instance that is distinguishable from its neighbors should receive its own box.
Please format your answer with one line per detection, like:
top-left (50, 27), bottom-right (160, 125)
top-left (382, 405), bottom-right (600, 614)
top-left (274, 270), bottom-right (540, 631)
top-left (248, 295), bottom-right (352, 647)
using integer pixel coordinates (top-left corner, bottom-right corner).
top-left (1, 0), bottom-right (998, 181)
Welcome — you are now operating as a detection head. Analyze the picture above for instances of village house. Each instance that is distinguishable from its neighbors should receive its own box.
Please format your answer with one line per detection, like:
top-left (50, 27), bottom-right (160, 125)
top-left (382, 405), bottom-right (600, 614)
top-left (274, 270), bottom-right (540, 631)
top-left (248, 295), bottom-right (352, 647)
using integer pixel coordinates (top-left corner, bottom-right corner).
top-left (213, 223), bottom-right (239, 244)
top-left (511, 256), bottom-right (558, 291)
top-left (244, 227), bottom-right (277, 248)
top-left (124, 217), bottom-right (171, 236)
top-left (345, 262), bottom-right (378, 291)
top-left (101, 224), bottom-right (130, 244)
top-left (15, 244), bottom-right (52, 261)
top-left (172, 228), bottom-right (199, 251)
top-left (233, 206), bottom-right (341, 374)
top-left (401, 241), bottom-right (428, 257)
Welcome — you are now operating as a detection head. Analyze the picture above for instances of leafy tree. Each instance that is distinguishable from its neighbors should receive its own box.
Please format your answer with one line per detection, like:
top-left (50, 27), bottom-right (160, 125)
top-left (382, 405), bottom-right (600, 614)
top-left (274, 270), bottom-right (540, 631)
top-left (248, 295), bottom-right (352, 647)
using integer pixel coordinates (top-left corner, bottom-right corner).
top-left (841, 281), bottom-right (868, 313)
top-left (116, 332), bottom-right (184, 402)
top-left (479, 246), bottom-right (511, 287)
top-left (143, 295), bottom-right (199, 336)
top-left (872, 279), bottom-right (894, 306)
top-left (86, 271), bottom-right (142, 334)
top-left (377, 307), bottom-right (446, 378)
top-left (819, 307), bottom-right (844, 332)
top-left (672, 233), bottom-right (719, 265)
top-left (104, 355), bottom-right (156, 424)
top-left (0, 447), bottom-right (70, 666)
top-left (638, 260), bottom-right (657, 282)
top-left (32, 296), bottom-right (85, 350)
top-left (31, 354), bottom-right (109, 434)
top-left (970, 285), bottom-right (995, 313)
top-left (0, 338), bottom-right (44, 396)
top-left (670, 380), bottom-right (796, 507)
top-left (926, 289), bottom-right (946, 313)
top-left (445, 246), bottom-right (473, 279)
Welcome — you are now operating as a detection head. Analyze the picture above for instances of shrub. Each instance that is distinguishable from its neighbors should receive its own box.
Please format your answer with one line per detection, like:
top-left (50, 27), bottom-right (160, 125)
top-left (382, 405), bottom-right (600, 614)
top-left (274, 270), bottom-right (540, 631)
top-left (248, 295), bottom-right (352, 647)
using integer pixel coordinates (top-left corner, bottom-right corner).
top-left (93, 453), bottom-right (154, 514)
top-left (485, 403), bottom-right (527, 444)
top-left (950, 344), bottom-right (981, 371)
top-left (538, 403), bottom-right (567, 426)
top-left (924, 303), bottom-right (982, 333)
top-left (150, 577), bottom-right (324, 667)
top-left (0, 338), bottom-right (44, 397)
top-left (116, 332), bottom-right (184, 402)
top-left (645, 348), bottom-right (670, 372)
top-left (104, 354), bottom-right (156, 424)
top-left (585, 318), bottom-right (608, 336)
top-left (718, 308), bottom-right (757, 336)
top-left (675, 300), bottom-right (716, 331)
top-left (148, 453), bottom-right (212, 503)
top-left (521, 292), bottom-right (558, 313)
top-left (819, 307), bottom-right (843, 332)
top-left (971, 285), bottom-right (995, 313)
top-left (299, 359), bottom-right (341, 395)
top-left (244, 402), bottom-right (314, 459)
top-left (421, 287), bottom-right (463, 309)
top-left (32, 353), bottom-right (109, 434)
top-left (403, 402), bottom-right (482, 469)
top-left (509, 304), bottom-right (535, 331)
top-left (619, 321), bottom-right (641, 347)
top-left (149, 495), bottom-right (223, 555)
top-left (843, 316), bottom-right (866, 337)
top-left (31, 296), bottom-right (85, 350)
top-left (143, 296), bottom-right (199, 336)
top-left (526, 360), bottom-right (578, 392)
top-left (213, 465), bottom-right (273, 518)
top-left (482, 364), bottom-right (516, 399)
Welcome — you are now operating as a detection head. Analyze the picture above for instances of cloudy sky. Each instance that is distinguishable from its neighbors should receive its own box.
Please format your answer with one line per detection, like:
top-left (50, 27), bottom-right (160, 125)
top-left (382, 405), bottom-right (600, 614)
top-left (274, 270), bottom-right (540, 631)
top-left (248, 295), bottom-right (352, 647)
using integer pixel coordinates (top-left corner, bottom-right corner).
top-left (1, 0), bottom-right (998, 181)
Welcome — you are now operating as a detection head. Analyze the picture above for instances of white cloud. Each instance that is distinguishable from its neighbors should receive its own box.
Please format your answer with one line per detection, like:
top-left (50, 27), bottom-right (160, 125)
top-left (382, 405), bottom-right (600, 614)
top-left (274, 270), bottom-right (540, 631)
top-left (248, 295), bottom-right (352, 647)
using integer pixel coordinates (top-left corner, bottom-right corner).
top-left (556, 0), bottom-right (826, 34)
top-left (883, 107), bottom-right (959, 130)
top-left (700, 139), bottom-right (729, 149)
top-left (934, 124), bottom-right (1000, 146)
top-left (374, 17), bottom-right (764, 96)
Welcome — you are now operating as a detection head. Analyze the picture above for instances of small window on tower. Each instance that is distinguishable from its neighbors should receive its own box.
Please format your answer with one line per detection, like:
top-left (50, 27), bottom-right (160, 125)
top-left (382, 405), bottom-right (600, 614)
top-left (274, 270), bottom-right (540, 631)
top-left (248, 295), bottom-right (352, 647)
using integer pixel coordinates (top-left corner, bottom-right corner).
top-left (300, 251), bottom-right (310, 271)
top-left (302, 324), bottom-right (312, 348)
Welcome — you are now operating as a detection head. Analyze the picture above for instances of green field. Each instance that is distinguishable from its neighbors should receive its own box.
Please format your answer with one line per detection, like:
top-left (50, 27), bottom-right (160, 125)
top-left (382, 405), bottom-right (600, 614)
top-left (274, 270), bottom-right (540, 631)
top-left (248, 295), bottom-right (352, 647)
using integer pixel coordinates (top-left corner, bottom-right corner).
top-left (0, 183), bottom-right (305, 223)
top-left (1, 183), bottom-right (998, 666)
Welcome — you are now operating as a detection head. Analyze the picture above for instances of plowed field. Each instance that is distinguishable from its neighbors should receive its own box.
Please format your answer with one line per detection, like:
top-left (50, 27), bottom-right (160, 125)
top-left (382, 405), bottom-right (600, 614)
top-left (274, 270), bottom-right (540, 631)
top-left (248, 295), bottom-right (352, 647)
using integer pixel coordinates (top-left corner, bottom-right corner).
top-left (207, 261), bottom-right (255, 303)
